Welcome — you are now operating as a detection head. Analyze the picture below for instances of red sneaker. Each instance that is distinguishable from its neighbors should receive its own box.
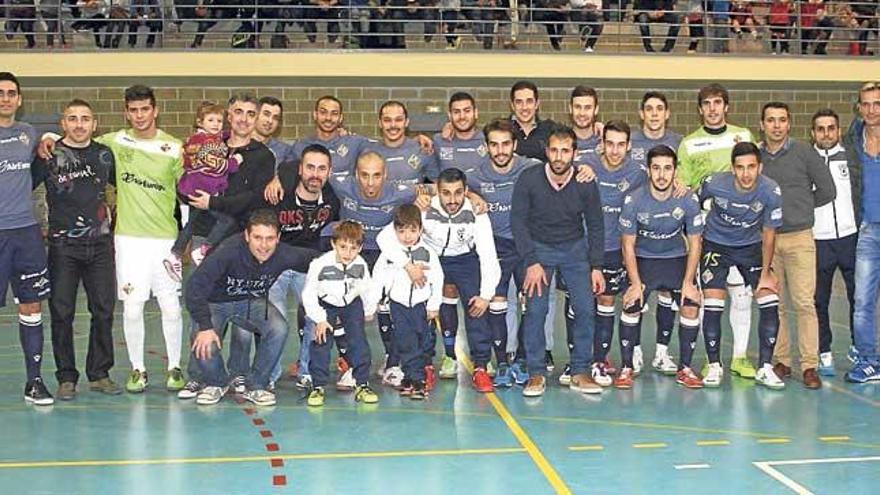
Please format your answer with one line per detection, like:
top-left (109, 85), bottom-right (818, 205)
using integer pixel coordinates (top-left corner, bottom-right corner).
top-left (424, 364), bottom-right (435, 391)
top-left (337, 356), bottom-right (350, 374)
top-left (473, 368), bottom-right (494, 393)
top-left (613, 368), bottom-right (634, 389)
top-left (603, 358), bottom-right (618, 375)
top-left (676, 367), bottom-right (704, 389)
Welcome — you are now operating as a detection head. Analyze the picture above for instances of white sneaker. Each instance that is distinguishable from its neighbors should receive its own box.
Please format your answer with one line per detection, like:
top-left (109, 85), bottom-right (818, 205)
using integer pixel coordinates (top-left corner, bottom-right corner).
top-left (633, 345), bottom-right (644, 375)
top-left (652, 347), bottom-right (678, 375)
top-left (196, 385), bottom-right (228, 405)
top-left (584, 46), bottom-right (594, 53)
top-left (336, 368), bottom-right (356, 391)
top-left (177, 380), bottom-right (203, 399)
top-left (190, 245), bottom-right (208, 266)
top-left (229, 375), bottom-right (246, 394)
top-left (243, 389), bottom-right (277, 406)
top-left (487, 360), bottom-right (496, 377)
top-left (591, 362), bottom-right (613, 387)
top-left (382, 366), bottom-right (404, 388)
top-left (755, 364), bottom-right (785, 390)
top-left (295, 374), bottom-right (312, 390)
top-left (558, 363), bottom-right (572, 386)
top-left (703, 362), bottom-right (723, 388)
top-left (162, 253), bottom-right (182, 283)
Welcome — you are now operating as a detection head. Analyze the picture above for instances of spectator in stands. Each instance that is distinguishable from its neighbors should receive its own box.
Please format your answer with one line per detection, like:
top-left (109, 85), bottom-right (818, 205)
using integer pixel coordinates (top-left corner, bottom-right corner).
top-left (441, 0), bottom-right (463, 48)
top-left (800, 0), bottom-right (835, 54)
top-left (464, 0), bottom-right (507, 49)
top-left (685, 0), bottom-right (705, 53)
top-left (303, 0), bottom-right (342, 45)
top-left (71, 0), bottom-right (112, 49)
top-left (570, 0), bottom-right (603, 52)
top-left (730, 0), bottom-right (760, 39)
top-left (40, 0), bottom-right (68, 48)
top-left (768, 0), bottom-right (796, 54)
top-left (707, 0), bottom-right (731, 53)
top-left (5, 0), bottom-right (37, 49)
top-left (189, 0), bottom-right (239, 49)
top-left (126, 0), bottom-right (163, 48)
top-left (535, 0), bottom-right (570, 51)
top-left (634, 0), bottom-right (682, 52)
top-left (850, 0), bottom-right (877, 55)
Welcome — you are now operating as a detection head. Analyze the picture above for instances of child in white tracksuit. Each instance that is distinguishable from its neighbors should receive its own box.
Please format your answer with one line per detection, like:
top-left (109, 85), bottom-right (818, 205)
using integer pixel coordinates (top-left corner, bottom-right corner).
top-left (372, 205), bottom-right (444, 399)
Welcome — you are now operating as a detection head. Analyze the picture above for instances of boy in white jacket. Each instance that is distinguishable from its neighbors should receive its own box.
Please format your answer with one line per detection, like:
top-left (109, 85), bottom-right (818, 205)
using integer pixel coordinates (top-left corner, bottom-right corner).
top-left (302, 221), bottom-right (380, 407)
top-left (373, 205), bottom-right (444, 399)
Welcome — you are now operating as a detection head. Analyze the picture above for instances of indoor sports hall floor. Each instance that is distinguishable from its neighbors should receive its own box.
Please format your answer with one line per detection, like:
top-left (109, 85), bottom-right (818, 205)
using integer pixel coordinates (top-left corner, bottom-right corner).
top-left (0, 284), bottom-right (876, 494)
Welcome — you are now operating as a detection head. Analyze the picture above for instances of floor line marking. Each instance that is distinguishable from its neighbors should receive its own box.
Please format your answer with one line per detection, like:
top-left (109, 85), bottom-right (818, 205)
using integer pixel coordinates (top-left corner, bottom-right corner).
top-left (757, 438), bottom-right (792, 444)
top-left (458, 352), bottom-right (571, 495)
top-left (753, 462), bottom-right (813, 495)
top-left (696, 440), bottom-right (731, 446)
top-left (818, 436), bottom-right (850, 442)
top-left (516, 414), bottom-right (788, 439)
top-left (753, 456), bottom-right (880, 495)
top-left (633, 443), bottom-right (667, 449)
top-left (567, 445), bottom-right (605, 451)
top-left (826, 440), bottom-right (880, 450)
top-left (0, 447), bottom-right (528, 469)
top-left (674, 463), bottom-right (711, 470)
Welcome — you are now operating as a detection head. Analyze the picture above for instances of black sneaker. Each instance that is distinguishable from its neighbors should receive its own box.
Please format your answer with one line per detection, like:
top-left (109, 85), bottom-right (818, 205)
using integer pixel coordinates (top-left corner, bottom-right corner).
top-left (399, 378), bottom-right (414, 396)
top-left (545, 351), bottom-right (555, 372)
top-left (410, 381), bottom-right (426, 401)
top-left (24, 378), bottom-right (55, 406)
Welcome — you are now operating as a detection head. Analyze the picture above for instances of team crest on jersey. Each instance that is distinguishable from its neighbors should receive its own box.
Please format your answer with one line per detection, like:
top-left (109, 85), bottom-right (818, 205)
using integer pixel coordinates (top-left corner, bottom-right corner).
top-left (618, 178), bottom-right (630, 192)
top-left (672, 207), bottom-right (685, 220)
top-left (481, 182), bottom-right (496, 194)
top-left (381, 204), bottom-right (395, 213)
top-left (456, 227), bottom-right (467, 242)
top-left (750, 201), bottom-right (764, 213)
top-left (619, 217), bottom-right (632, 228)
top-left (440, 147), bottom-right (454, 161)
top-left (161, 143), bottom-right (171, 153)
top-left (337, 143), bottom-right (349, 157)
top-left (19, 132), bottom-right (29, 146)
top-left (701, 269), bottom-right (714, 284)
top-left (477, 144), bottom-right (488, 157)
top-left (122, 283), bottom-right (134, 295)
top-left (407, 154), bottom-right (420, 170)
top-left (631, 148), bottom-right (645, 161)
top-left (343, 198), bottom-right (358, 211)
top-left (835, 161), bottom-right (849, 178)
top-left (637, 212), bottom-right (650, 225)
top-left (715, 197), bottom-right (729, 210)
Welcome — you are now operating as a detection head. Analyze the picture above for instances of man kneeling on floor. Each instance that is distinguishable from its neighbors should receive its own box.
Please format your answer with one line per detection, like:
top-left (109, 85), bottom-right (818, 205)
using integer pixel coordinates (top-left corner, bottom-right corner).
top-left (186, 209), bottom-right (316, 406)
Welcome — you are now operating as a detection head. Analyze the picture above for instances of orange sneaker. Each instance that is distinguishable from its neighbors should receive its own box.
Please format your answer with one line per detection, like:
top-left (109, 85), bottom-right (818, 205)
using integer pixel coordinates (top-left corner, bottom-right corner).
top-left (613, 368), bottom-right (634, 389)
top-left (676, 367), bottom-right (704, 389)
top-left (472, 368), bottom-right (494, 393)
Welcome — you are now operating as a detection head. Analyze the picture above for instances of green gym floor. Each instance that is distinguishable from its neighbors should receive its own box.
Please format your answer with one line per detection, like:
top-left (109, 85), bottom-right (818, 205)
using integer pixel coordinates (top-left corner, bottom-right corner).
top-left (0, 286), bottom-right (876, 494)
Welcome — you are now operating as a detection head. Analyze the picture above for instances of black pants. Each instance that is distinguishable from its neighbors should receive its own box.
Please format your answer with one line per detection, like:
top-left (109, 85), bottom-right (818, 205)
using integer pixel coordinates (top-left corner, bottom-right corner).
top-left (5, 18), bottom-right (36, 48)
top-left (303, 4), bottom-right (342, 43)
top-left (636, 12), bottom-right (681, 51)
top-left (49, 236), bottom-right (116, 384)
top-left (570, 9), bottom-right (603, 49)
top-left (815, 234), bottom-right (857, 354)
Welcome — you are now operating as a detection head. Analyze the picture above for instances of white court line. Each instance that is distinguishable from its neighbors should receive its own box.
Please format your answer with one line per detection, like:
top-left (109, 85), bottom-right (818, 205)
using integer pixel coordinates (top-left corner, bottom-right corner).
top-left (753, 456), bottom-right (880, 495)
top-left (674, 463), bottom-right (711, 470)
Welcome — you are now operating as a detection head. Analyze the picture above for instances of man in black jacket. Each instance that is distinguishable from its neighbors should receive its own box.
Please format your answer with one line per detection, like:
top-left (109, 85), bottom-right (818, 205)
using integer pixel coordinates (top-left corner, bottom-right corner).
top-left (187, 210), bottom-right (316, 407)
top-left (634, 0), bottom-right (681, 52)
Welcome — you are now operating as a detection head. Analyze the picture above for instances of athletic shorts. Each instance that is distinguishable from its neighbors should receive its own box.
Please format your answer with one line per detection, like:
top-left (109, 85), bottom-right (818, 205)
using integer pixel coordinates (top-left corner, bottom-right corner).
top-left (115, 234), bottom-right (180, 302)
top-left (624, 256), bottom-right (698, 313)
top-left (600, 250), bottom-right (627, 296)
top-left (700, 240), bottom-right (764, 292)
top-left (0, 225), bottom-right (50, 307)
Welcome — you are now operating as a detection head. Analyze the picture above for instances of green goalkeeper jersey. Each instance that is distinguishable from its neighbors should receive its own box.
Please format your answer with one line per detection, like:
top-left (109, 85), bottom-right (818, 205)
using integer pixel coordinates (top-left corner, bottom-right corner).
top-left (677, 124), bottom-right (754, 188)
top-left (97, 129), bottom-right (183, 239)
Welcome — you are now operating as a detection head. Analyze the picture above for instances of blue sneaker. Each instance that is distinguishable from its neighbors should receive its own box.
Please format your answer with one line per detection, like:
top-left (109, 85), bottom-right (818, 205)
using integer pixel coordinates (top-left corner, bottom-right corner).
top-left (510, 361), bottom-right (529, 386)
top-left (845, 359), bottom-right (880, 383)
top-left (493, 363), bottom-right (513, 388)
top-left (847, 346), bottom-right (860, 364)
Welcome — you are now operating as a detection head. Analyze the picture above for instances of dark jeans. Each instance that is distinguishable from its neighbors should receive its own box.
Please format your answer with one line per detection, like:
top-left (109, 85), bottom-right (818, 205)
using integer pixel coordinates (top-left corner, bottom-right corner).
top-left (440, 252), bottom-right (493, 368)
top-left (391, 301), bottom-right (429, 382)
top-left (570, 8), bottom-right (603, 49)
top-left (636, 12), bottom-right (681, 51)
top-left (310, 298), bottom-right (371, 388)
top-left (6, 18), bottom-right (36, 48)
top-left (172, 208), bottom-right (236, 256)
top-left (49, 236), bottom-right (116, 384)
top-left (303, 4), bottom-right (342, 43)
top-left (190, 299), bottom-right (288, 389)
top-left (816, 234), bottom-right (857, 353)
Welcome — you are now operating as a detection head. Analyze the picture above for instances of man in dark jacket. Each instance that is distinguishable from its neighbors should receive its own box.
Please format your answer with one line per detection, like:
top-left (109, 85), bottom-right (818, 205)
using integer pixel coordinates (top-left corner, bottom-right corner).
top-left (634, 0), bottom-right (681, 52)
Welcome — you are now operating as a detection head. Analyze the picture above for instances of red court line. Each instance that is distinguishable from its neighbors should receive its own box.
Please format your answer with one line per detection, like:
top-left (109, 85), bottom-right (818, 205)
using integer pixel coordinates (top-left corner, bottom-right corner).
top-left (266, 443), bottom-right (280, 452)
top-left (273, 475), bottom-right (287, 486)
top-left (253, 418), bottom-right (265, 426)
top-left (260, 430), bottom-right (273, 438)
top-left (270, 458), bottom-right (284, 467)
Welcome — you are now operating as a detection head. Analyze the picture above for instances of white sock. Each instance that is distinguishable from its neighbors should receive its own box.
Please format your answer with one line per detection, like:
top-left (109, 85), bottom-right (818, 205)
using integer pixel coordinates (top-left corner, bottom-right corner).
top-left (157, 294), bottom-right (183, 369)
top-left (123, 299), bottom-right (146, 371)
top-left (729, 285), bottom-right (752, 359)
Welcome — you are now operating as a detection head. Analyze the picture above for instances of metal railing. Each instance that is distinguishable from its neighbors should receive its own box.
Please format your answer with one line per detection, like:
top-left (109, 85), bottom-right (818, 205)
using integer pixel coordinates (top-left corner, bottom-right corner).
top-left (2, 1), bottom-right (878, 56)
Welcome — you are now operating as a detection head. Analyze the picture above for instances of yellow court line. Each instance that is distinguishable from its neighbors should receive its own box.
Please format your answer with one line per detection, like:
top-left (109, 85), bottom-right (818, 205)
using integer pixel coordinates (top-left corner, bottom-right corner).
top-left (568, 445), bottom-right (605, 452)
top-left (457, 352), bottom-right (572, 495)
top-left (826, 382), bottom-right (880, 408)
top-left (516, 414), bottom-right (789, 440)
top-left (819, 436), bottom-right (851, 442)
top-left (757, 438), bottom-right (792, 444)
top-left (0, 447), bottom-right (526, 470)
top-left (826, 440), bottom-right (880, 450)
top-left (696, 440), bottom-right (731, 446)
top-left (632, 443), bottom-right (668, 449)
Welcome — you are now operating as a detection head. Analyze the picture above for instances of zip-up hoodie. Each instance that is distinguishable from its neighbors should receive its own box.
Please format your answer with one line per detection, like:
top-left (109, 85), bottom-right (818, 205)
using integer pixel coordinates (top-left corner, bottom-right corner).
top-left (372, 237), bottom-right (444, 311)
top-left (186, 236), bottom-right (317, 331)
top-left (376, 196), bottom-right (500, 300)
top-left (813, 143), bottom-right (858, 240)
top-left (301, 250), bottom-right (379, 324)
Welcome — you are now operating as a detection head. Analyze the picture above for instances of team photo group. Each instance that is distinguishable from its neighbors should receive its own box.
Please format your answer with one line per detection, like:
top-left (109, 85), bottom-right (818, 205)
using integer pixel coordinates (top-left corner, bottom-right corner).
top-left (2, 70), bottom-right (879, 410)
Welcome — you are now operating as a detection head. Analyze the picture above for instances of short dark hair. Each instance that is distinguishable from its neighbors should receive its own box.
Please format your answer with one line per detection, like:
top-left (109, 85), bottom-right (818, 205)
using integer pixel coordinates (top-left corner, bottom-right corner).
top-left (510, 80), bottom-right (539, 102)
top-left (258, 96), bottom-right (283, 114)
top-left (761, 101), bottom-right (790, 121)
top-left (483, 118), bottom-right (516, 141)
top-left (393, 204), bottom-right (422, 230)
top-left (602, 119), bottom-right (631, 142)
top-left (300, 143), bottom-right (331, 164)
top-left (547, 123), bottom-right (577, 149)
top-left (65, 98), bottom-right (93, 112)
top-left (647, 145), bottom-right (677, 169)
top-left (0, 72), bottom-right (21, 93)
top-left (124, 85), bottom-right (156, 107)
top-left (246, 209), bottom-right (281, 233)
top-left (437, 167), bottom-right (467, 188)
top-left (315, 95), bottom-right (342, 112)
top-left (641, 91), bottom-right (669, 110)
top-left (570, 85), bottom-right (598, 105)
top-left (379, 100), bottom-right (408, 119)
top-left (448, 92), bottom-right (476, 111)
top-left (698, 83), bottom-right (729, 106)
top-left (811, 108), bottom-right (839, 128)
top-left (731, 142), bottom-right (761, 164)
top-left (228, 92), bottom-right (258, 107)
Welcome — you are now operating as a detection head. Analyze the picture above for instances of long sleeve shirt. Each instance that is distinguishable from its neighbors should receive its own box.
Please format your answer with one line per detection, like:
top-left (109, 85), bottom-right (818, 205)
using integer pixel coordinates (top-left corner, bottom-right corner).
top-left (301, 250), bottom-right (378, 324)
top-left (372, 238), bottom-right (444, 311)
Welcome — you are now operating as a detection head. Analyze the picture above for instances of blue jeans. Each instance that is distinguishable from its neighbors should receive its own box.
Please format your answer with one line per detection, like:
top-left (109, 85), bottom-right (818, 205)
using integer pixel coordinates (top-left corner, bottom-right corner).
top-left (522, 239), bottom-right (596, 377)
top-left (268, 269), bottom-right (312, 381)
top-left (853, 223), bottom-right (880, 362)
top-left (190, 299), bottom-right (288, 389)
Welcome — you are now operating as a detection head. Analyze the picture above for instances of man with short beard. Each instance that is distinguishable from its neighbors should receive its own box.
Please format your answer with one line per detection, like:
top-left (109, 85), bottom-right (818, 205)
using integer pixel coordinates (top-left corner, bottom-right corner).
top-left (570, 85), bottom-right (602, 165)
top-left (252, 96), bottom-right (296, 169)
top-left (630, 91), bottom-right (682, 169)
top-left (363, 101), bottom-right (438, 187)
top-left (288, 96), bottom-right (370, 182)
top-left (433, 92), bottom-right (488, 177)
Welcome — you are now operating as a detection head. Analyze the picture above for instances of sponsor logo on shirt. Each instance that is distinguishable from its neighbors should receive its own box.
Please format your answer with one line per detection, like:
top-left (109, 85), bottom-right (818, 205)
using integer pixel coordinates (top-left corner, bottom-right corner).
top-left (121, 172), bottom-right (166, 192)
top-left (0, 159), bottom-right (30, 173)
top-left (440, 147), bottom-right (454, 161)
